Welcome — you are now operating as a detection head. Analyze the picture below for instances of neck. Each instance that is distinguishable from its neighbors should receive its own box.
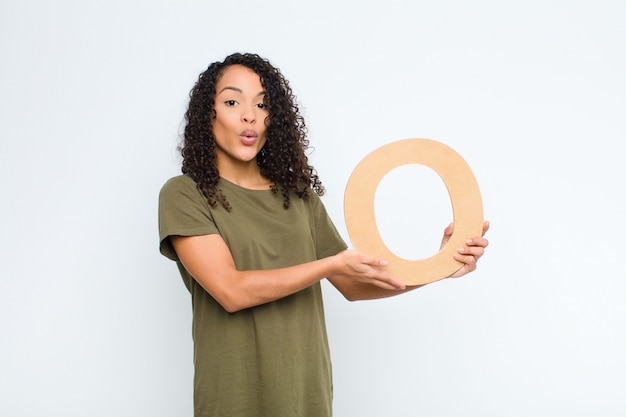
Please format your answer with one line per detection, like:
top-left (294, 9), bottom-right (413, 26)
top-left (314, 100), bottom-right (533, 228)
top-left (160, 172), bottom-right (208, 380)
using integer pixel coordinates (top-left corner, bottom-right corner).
top-left (217, 162), bottom-right (271, 190)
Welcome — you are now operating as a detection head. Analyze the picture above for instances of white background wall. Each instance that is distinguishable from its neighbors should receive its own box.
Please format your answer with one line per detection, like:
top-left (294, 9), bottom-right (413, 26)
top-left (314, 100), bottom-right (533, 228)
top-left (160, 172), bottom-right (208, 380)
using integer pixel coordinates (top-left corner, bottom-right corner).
top-left (1, 0), bottom-right (624, 415)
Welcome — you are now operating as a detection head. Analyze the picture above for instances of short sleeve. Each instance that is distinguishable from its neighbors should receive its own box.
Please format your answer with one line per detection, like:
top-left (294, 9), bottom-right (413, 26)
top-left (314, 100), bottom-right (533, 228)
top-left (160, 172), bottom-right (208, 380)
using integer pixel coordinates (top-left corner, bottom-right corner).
top-left (158, 175), bottom-right (219, 261)
top-left (309, 193), bottom-right (348, 259)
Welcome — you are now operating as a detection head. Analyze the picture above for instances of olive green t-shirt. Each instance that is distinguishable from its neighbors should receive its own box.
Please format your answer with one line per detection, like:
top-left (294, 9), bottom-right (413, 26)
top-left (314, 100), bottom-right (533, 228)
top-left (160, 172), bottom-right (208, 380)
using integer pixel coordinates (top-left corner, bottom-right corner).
top-left (158, 175), bottom-right (347, 417)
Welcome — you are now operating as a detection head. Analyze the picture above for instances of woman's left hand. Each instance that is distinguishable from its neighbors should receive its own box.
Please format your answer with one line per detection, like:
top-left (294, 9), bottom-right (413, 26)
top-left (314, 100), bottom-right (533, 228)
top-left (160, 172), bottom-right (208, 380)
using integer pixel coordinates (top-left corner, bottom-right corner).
top-left (441, 221), bottom-right (490, 279)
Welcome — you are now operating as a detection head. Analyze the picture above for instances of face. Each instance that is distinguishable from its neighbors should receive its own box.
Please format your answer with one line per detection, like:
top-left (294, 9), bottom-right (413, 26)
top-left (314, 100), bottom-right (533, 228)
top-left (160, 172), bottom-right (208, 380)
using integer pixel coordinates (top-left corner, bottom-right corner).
top-left (211, 65), bottom-right (269, 172)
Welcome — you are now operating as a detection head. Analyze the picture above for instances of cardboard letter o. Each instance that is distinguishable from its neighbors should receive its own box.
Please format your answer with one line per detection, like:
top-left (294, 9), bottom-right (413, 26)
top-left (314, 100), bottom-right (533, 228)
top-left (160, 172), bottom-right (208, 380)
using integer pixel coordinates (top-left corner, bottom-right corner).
top-left (344, 138), bottom-right (484, 285)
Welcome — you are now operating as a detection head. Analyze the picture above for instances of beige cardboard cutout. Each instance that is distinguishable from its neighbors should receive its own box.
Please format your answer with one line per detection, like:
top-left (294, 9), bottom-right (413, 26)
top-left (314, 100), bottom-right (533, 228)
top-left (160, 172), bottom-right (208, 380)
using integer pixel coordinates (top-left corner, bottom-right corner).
top-left (344, 138), bottom-right (483, 285)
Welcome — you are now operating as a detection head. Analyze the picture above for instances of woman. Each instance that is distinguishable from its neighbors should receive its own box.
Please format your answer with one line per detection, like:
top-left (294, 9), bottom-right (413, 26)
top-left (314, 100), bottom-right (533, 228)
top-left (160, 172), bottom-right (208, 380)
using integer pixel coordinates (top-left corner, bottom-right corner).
top-left (159, 52), bottom-right (489, 417)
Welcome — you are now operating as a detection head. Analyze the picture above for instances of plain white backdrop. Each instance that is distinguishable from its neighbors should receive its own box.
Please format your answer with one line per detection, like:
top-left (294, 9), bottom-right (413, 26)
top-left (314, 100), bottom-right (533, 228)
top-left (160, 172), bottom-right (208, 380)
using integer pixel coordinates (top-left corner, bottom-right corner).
top-left (1, 0), bottom-right (625, 415)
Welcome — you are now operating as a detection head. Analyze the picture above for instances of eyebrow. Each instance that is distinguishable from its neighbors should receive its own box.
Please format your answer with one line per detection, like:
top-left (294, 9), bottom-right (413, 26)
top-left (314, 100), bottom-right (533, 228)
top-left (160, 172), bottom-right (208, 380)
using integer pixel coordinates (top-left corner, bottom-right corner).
top-left (218, 86), bottom-right (265, 96)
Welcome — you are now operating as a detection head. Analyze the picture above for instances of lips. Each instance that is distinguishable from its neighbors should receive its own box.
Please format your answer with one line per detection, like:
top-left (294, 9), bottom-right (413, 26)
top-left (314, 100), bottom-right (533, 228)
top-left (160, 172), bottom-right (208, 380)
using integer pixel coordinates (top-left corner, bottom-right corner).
top-left (240, 129), bottom-right (258, 145)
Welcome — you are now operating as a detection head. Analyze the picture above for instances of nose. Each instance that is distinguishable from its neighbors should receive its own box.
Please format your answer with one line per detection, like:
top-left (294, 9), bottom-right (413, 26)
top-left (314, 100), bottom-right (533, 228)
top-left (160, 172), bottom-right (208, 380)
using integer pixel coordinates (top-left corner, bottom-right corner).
top-left (241, 106), bottom-right (256, 124)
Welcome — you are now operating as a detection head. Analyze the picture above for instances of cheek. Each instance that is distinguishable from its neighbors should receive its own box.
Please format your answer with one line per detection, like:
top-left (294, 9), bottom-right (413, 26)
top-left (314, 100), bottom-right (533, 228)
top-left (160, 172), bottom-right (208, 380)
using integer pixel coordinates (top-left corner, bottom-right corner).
top-left (258, 135), bottom-right (268, 150)
top-left (210, 119), bottom-right (219, 137)
top-left (211, 123), bottom-right (228, 146)
top-left (211, 114), bottom-right (230, 136)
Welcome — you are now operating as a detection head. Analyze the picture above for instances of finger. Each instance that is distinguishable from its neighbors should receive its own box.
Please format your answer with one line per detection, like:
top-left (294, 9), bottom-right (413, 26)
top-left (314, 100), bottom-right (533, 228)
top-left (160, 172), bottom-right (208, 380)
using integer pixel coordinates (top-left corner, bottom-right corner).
top-left (371, 258), bottom-right (389, 267)
top-left (351, 249), bottom-right (386, 266)
top-left (364, 269), bottom-right (405, 290)
top-left (359, 254), bottom-right (389, 268)
top-left (368, 276), bottom-right (406, 290)
top-left (457, 246), bottom-right (484, 259)
top-left (465, 237), bottom-right (489, 248)
top-left (440, 222), bottom-right (454, 245)
top-left (453, 252), bottom-right (477, 271)
top-left (482, 220), bottom-right (490, 236)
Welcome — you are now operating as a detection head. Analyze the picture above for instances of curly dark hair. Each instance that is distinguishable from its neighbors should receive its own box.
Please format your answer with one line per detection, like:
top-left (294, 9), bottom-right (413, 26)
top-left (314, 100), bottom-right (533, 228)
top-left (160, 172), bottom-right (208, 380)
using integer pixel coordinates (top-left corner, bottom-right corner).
top-left (180, 52), bottom-right (324, 211)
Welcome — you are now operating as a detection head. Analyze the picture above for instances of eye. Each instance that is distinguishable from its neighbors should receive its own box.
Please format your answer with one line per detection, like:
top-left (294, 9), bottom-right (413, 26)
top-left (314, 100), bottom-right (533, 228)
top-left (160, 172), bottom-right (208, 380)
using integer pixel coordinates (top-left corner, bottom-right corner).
top-left (224, 100), bottom-right (238, 106)
top-left (256, 102), bottom-right (267, 110)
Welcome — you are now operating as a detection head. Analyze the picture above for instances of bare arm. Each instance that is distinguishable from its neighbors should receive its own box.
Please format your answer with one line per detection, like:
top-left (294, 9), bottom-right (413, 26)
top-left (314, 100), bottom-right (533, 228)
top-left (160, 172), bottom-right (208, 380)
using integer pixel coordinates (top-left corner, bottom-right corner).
top-left (170, 234), bottom-right (406, 313)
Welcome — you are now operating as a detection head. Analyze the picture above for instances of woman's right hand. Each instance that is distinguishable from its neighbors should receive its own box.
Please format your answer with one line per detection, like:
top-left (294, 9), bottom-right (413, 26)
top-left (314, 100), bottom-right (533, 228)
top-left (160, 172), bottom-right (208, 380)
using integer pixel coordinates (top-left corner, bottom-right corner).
top-left (330, 249), bottom-right (406, 290)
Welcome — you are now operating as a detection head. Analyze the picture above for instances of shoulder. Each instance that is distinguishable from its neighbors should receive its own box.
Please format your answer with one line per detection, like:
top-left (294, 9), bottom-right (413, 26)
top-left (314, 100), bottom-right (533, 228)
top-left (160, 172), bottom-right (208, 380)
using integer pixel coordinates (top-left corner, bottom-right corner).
top-left (291, 188), bottom-right (330, 221)
top-left (302, 187), bottom-right (324, 207)
top-left (160, 174), bottom-right (197, 193)
top-left (160, 174), bottom-right (202, 199)
top-left (159, 174), bottom-right (211, 212)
